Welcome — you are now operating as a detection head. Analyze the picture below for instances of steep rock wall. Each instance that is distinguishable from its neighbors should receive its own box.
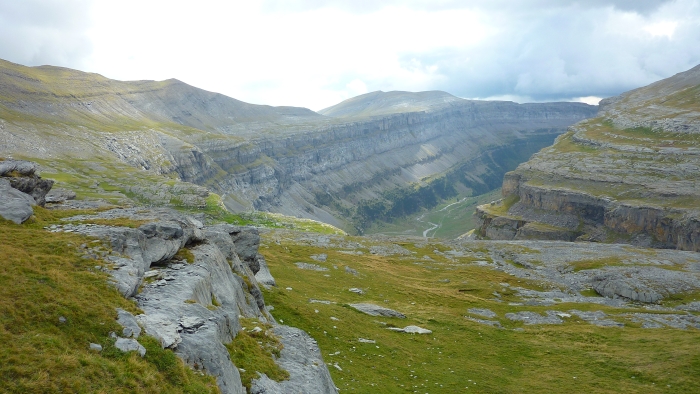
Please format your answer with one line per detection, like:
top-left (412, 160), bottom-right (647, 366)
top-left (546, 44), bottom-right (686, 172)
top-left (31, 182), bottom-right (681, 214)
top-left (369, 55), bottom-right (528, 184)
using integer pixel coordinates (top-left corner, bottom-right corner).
top-left (186, 102), bottom-right (596, 231)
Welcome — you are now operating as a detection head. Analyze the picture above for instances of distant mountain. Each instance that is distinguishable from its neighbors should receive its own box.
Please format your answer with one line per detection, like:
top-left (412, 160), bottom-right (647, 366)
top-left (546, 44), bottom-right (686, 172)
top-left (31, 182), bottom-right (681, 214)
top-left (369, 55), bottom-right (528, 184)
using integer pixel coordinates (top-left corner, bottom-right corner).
top-left (0, 59), bottom-right (322, 136)
top-left (318, 90), bottom-right (463, 118)
top-left (475, 63), bottom-right (700, 251)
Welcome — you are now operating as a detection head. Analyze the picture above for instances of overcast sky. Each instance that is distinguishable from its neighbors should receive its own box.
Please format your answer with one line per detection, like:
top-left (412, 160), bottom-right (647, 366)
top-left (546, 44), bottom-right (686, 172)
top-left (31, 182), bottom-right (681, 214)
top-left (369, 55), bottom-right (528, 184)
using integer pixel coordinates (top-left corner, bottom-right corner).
top-left (1, 0), bottom-right (699, 110)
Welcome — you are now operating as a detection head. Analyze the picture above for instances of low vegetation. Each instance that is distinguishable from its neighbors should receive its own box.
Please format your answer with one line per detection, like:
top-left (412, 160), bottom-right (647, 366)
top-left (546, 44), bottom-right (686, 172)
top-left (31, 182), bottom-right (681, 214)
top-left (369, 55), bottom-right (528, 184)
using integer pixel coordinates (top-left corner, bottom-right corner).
top-left (0, 208), bottom-right (218, 393)
top-left (260, 232), bottom-right (700, 393)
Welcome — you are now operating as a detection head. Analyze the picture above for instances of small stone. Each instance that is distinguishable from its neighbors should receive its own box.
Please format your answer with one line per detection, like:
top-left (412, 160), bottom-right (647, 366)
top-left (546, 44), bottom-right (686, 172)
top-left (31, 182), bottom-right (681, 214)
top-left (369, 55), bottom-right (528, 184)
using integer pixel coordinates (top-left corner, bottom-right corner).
top-left (89, 343), bottom-right (102, 351)
top-left (345, 266), bottom-right (359, 276)
top-left (402, 325), bottom-right (432, 334)
top-left (349, 288), bottom-right (365, 295)
top-left (58, 316), bottom-right (67, 324)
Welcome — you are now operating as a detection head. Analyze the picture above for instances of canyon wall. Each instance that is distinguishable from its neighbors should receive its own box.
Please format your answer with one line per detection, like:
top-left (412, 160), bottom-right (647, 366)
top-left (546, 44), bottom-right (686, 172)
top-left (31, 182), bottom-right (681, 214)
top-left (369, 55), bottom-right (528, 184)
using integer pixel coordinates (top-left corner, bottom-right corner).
top-left (476, 64), bottom-right (700, 251)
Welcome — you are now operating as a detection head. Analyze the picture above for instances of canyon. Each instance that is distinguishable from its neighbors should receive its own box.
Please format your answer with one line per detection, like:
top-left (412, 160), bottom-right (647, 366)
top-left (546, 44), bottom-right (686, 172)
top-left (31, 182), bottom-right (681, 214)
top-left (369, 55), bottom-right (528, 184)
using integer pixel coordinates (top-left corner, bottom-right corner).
top-left (0, 59), bottom-right (596, 233)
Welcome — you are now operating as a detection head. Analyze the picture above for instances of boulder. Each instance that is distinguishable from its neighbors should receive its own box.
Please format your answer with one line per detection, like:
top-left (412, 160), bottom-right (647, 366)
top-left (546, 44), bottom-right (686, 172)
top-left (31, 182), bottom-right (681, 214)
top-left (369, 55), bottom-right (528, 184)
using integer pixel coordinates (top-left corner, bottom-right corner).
top-left (1, 159), bottom-right (54, 206)
top-left (115, 337), bottom-right (146, 357)
top-left (387, 325), bottom-right (432, 334)
top-left (0, 160), bottom-right (37, 177)
top-left (228, 226), bottom-right (261, 273)
top-left (45, 188), bottom-right (77, 203)
top-left (116, 308), bottom-right (141, 338)
top-left (8, 177), bottom-right (54, 206)
top-left (0, 179), bottom-right (35, 224)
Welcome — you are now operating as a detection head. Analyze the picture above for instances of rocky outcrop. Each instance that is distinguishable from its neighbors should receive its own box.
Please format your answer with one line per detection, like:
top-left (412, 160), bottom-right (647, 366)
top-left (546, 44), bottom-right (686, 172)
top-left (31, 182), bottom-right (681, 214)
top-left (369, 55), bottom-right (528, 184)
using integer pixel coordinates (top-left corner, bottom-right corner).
top-left (57, 208), bottom-right (337, 394)
top-left (0, 178), bottom-right (35, 224)
top-left (0, 159), bottom-right (55, 223)
top-left (476, 63), bottom-right (700, 251)
top-left (250, 325), bottom-right (338, 394)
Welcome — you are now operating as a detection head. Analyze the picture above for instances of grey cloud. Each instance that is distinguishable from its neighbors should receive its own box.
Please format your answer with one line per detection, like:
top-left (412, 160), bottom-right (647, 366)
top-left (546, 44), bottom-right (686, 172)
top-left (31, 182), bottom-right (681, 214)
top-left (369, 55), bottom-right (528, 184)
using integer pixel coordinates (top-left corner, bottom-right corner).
top-left (384, 1), bottom-right (700, 102)
top-left (0, 0), bottom-right (93, 67)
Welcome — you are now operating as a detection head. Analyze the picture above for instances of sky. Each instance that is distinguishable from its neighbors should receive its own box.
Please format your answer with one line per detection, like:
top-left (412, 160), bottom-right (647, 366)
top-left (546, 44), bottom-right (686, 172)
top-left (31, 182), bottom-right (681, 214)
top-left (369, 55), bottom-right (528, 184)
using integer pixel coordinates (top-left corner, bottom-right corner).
top-left (0, 0), bottom-right (699, 110)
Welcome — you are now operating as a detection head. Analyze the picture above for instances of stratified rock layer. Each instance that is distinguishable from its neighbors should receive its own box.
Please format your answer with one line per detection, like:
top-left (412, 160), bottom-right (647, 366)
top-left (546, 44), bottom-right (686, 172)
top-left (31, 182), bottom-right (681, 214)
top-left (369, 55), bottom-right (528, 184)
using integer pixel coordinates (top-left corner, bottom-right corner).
top-left (0, 60), bottom-right (597, 231)
top-left (476, 63), bottom-right (700, 251)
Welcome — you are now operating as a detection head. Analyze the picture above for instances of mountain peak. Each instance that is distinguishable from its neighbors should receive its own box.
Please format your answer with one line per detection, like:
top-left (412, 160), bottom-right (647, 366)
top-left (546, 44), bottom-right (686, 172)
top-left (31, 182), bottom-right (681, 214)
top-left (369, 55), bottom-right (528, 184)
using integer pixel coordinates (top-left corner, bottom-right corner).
top-left (318, 90), bottom-right (463, 118)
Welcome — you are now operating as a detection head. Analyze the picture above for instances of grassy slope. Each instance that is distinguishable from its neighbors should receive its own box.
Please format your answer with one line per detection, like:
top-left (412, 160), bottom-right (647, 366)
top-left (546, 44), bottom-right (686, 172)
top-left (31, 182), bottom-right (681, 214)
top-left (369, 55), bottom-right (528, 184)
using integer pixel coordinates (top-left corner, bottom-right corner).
top-left (0, 208), bottom-right (218, 393)
top-left (260, 233), bottom-right (700, 393)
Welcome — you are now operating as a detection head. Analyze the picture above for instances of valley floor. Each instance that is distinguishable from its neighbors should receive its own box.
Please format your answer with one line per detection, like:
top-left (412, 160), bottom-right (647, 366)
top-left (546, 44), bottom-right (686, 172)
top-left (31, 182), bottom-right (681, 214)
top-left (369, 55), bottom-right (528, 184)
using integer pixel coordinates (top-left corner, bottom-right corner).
top-left (365, 189), bottom-right (502, 239)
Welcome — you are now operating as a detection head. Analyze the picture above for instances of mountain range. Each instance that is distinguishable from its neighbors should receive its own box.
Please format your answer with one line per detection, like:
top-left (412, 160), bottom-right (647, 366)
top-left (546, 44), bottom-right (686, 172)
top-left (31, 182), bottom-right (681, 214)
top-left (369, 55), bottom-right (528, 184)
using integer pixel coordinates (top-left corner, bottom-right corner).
top-left (0, 58), bottom-right (596, 233)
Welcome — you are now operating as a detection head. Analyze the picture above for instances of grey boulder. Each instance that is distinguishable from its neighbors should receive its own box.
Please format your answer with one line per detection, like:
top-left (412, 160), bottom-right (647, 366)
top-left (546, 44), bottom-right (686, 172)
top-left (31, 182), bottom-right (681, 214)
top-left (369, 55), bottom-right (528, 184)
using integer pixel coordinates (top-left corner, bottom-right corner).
top-left (0, 178), bottom-right (35, 224)
top-left (115, 337), bottom-right (146, 357)
top-left (117, 308), bottom-right (142, 338)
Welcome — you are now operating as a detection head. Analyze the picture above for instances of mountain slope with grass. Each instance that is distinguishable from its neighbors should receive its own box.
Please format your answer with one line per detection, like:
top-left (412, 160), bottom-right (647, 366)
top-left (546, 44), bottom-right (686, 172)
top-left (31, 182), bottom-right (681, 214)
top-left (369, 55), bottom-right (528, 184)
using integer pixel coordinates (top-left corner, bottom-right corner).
top-left (475, 63), bottom-right (700, 251)
top-left (0, 58), bottom-right (597, 233)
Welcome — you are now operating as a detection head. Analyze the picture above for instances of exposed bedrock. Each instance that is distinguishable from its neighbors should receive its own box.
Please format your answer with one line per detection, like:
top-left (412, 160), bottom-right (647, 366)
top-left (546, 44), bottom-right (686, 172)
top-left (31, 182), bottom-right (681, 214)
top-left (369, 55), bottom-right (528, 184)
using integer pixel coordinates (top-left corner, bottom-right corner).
top-left (58, 208), bottom-right (336, 393)
top-left (476, 176), bottom-right (700, 251)
top-left (476, 64), bottom-right (700, 250)
top-left (189, 102), bottom-right (596, 231)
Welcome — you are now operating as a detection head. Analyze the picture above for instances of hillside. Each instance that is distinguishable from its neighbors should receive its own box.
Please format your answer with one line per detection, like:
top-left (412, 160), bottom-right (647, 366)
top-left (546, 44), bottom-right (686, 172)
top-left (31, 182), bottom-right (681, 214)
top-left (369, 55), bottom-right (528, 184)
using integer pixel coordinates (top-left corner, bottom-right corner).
top-left (0, 59), bottom-right (597, 233)
top-left (475, 63), bottom-right (700, 251)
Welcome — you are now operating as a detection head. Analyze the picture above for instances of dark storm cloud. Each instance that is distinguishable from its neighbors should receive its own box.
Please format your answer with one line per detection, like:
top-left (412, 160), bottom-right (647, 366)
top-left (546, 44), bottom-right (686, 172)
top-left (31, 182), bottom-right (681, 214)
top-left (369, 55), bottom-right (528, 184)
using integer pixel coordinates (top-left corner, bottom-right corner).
top-left (0, 0), bottom-right (93, 67)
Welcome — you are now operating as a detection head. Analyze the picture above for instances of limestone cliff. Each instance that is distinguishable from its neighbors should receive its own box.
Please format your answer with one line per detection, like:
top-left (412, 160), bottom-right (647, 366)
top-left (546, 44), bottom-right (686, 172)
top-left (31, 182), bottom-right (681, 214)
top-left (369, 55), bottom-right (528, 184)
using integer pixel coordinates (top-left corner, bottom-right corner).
top-left (0, 59), bottom-right (596, 232)
top-left (476, 64), bottom-right (700, 251)
top-left (56, 208), bottom-right (338, 394)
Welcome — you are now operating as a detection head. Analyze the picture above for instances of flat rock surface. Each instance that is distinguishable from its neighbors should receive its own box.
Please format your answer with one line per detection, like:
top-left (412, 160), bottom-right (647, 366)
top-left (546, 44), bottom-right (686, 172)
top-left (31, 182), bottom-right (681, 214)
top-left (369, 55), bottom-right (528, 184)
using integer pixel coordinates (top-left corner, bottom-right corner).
top-left (349, 303), bottom-right (406, 318)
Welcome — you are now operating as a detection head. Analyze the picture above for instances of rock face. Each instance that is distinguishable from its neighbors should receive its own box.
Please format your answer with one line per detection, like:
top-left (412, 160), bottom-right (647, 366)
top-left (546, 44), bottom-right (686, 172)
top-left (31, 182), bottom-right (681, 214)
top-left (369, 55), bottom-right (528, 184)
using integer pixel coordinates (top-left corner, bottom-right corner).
top-left (476, 63), bottom-right (700, 251)
top-left (59, 208), bottom-right (337, 394)
top-left (0, 178), bottom-right (35, 224)
top-left (0, 59), bottom-right (597, 232)
top-left (0, 159), bottom-right (54, 223)
top-left (250, 325), bottom-right (338, 394)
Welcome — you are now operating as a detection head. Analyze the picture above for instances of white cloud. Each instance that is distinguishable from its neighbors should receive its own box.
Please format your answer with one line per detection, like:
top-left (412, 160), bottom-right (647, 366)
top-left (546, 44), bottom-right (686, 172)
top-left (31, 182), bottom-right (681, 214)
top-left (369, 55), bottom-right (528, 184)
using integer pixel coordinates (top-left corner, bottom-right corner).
top-left (644, 21), bottom-right (679, 37)
top-left (0, 0), bottom-right (699, 110)
top-left (574, 96), bottom-right (604, 105)
top-left (346, 79), bottom-right (368, 96)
